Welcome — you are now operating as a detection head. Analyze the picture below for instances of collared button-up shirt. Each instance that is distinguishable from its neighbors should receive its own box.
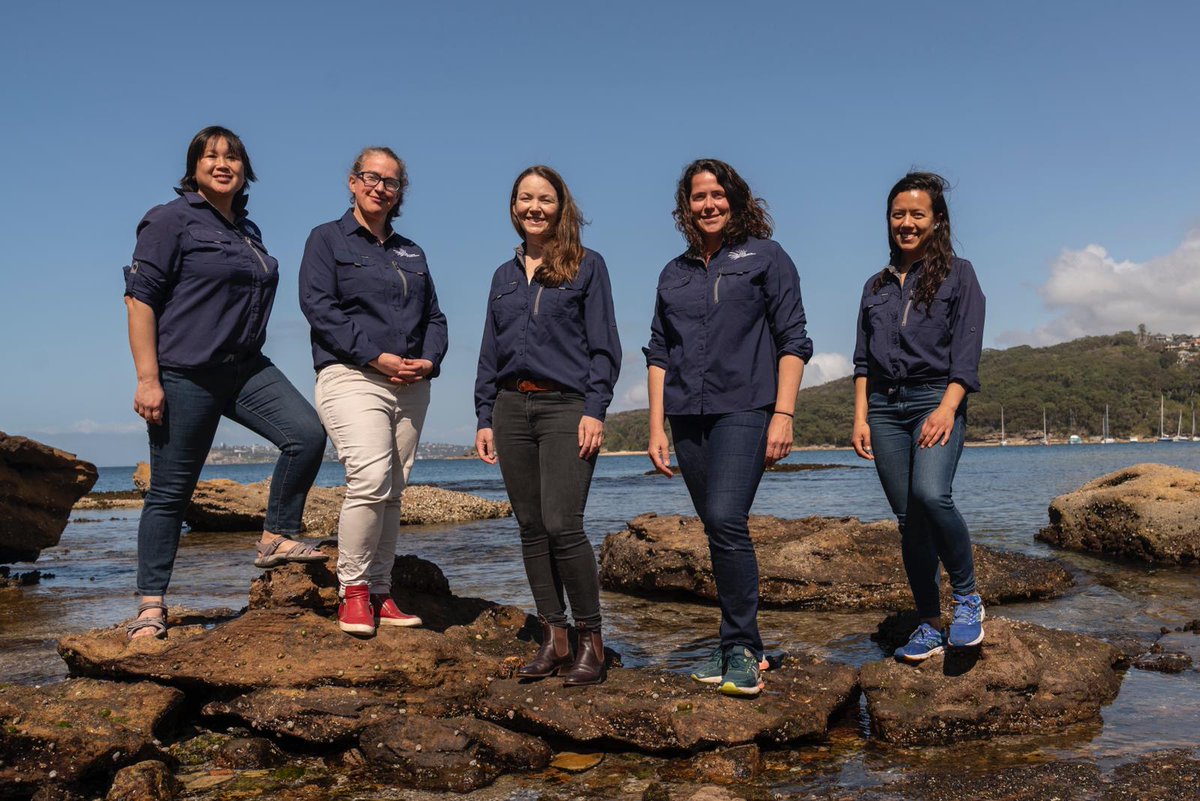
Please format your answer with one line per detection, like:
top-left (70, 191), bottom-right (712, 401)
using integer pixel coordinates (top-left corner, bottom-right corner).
top-left (299, 209), bottom-right (448, 374)
top-left (123, 191), bottom-right (279, 369)
top-left (852, 257), bottom-right (985, 392)
top-left (643, 237), bottom-right (812, 416)
top-left (474, 247), bottom-right (622, 429)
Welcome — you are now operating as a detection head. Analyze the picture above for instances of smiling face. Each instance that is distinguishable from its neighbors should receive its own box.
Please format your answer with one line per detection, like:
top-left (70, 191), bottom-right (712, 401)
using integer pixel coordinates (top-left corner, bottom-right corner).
top-left (194, 136), bottom-right (245, 204)
top-left (349, 152), bottom-right (403, 221)
top-left (688, 171), bottom-right (730, 248)
top-left (889, 189), bottom-right (937, 264)
top-left (512, 174), bottom-right (560, 244)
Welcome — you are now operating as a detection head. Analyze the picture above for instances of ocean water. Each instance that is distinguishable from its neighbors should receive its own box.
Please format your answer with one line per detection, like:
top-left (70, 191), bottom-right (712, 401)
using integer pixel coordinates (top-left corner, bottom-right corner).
top-left (5, 443), bottom-right (1200, 778)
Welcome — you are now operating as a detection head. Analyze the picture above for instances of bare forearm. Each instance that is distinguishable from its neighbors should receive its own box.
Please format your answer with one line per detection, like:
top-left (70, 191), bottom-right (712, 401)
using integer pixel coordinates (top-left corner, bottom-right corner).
top-left (774, 355), bottom-right (803, 415)
top-left (940, 381), bottom-right (968, 412)
top-left (854, 376), bottom-right (869, 424)
top-left (648, 366), bottom-right (667, 433)
top-left (125, 297), bottom-right (160, 383)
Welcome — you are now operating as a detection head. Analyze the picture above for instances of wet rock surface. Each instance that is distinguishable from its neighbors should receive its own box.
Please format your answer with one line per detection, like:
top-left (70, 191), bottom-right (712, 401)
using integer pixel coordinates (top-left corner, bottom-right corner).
top-left (602, 513), bottom-right (1073, 610)
top-left (1038, 462), bottom-right (1200, 564)
top-left (479, 655), bottom-right (858, 754)
top-left (359, 715), bottom-right (551, 792)
top-left (0, 432), bottom-right (98, 563)
top-left (0, 678), bottom-right (182, 794)
top-left (104, 760), bottom-right (181, 801)
top-left (860, 618), bottom-right (1122, 744)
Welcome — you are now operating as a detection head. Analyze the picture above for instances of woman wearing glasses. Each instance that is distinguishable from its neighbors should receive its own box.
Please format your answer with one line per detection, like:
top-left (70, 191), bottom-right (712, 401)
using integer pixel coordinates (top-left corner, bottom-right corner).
top-left (300, 147), bottom-right (448, 637)
top-left (123, 126), bottom-right (328, 640)
top-left (474, 165), bottom-right (621, 686)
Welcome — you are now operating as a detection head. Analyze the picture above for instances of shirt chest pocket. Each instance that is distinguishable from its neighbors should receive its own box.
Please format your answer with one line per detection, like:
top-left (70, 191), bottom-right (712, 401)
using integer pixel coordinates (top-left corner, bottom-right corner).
top-left (537, 285), bottom-right (583, 318)
top-left (863, 292), bottom-right (892, 328)
top-left (334, 250), bottom-right (383, 297)
top-left (490, 281), bottom-right (523, 324)
top-left (391, 259), bottom-right (427, 300)
top-left (184, 228), bottom-right (238, 271)
top-left (912, 285), bottom-right (954, 328)
top-left (713, 266), bottom-right (765, 303)
top-left (659, 275), bottom-right (702, 327)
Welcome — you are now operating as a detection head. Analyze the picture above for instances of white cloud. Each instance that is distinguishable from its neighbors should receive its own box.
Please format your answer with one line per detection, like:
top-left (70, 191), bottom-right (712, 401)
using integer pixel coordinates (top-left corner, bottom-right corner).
top-left (998, 229), bottom-right (1200, 345)
top-left (620, 380), bottom-right (649, 407)
top-left (803, 352), bottom-right (854, 388)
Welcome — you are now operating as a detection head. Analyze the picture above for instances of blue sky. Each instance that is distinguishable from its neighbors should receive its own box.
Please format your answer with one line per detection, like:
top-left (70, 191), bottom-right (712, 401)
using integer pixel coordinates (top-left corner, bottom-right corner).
top-left (2, 2), bottom-right (1198, 466)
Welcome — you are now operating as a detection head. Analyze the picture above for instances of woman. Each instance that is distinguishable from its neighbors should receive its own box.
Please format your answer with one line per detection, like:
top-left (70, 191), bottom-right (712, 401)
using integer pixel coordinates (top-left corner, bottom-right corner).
top-left (123, 126), bottom-right (328, 640)
top-left (300, 147), bottom-right (448, 637)
top-left (475, 165), bottom-right (621, 686)
top-left (645, 158), bottom-right (811, 697)
top-left (850, 171), bottom-right (986, 662)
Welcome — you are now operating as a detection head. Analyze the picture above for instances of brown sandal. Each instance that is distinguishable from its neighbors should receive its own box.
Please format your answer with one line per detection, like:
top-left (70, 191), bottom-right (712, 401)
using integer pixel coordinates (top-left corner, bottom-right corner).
top-left (126, 601), bottom-right (168, 640)
top-left (254, 535), bottom-right (329, 568)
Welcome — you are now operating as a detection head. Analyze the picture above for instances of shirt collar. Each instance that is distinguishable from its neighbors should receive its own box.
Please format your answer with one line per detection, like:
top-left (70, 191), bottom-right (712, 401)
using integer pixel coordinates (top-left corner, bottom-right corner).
top-left (176, 189), bottom-right (244, 224)
top-left (337, 207), bottom-right (396, 244)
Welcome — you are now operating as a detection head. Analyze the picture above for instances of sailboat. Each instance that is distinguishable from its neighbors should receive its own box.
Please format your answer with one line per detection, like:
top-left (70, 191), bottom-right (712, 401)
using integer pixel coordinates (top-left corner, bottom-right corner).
top-left (1192, 403), bottom-right (1198, 443)
top-left (1102, 404), bottom-right (1116, 444)
top-left (1173, 409), bottom-right (1186, 442)
top-left (999, 406), bottom-right (1009, 446)
top-left (1159, 395), bottom-right (1171, 442)
top-left (1042, 407), bottom-right (1050, 446)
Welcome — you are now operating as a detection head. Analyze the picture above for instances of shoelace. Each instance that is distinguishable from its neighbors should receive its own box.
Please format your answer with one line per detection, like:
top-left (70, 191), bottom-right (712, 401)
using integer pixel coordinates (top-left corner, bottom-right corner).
top-left (726, 649), bottom-right (757, 674)
top-left (911, 624), bottom-right (943, 647)
top-left (953, 598), bottom-right (983, 625)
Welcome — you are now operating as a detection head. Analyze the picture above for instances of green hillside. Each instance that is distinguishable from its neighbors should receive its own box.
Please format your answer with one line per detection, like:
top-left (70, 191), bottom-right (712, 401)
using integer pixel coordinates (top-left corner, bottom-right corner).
top-left (603, 332), bottom-right (1200, 451)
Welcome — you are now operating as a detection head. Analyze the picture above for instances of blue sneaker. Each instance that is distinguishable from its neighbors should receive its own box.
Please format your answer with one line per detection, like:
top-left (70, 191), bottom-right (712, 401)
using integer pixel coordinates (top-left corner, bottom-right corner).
top-left (718, 647), bottom-right (763, 697)
top-left (895, 622), bottom-right (946, 662)
top-left (948, 593), bottom-right (985, 647)
top-left (690, 646), bottom-right (726, 684)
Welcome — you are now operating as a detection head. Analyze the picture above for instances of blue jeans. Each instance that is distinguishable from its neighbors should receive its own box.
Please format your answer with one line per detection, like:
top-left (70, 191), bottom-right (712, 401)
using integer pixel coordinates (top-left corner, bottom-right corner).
top-left (669, 408), bottom-right (770, 656)
top-left (867, 383), bottom-right (976, 619)
top-left (136, 354), bottom-right (326, 595)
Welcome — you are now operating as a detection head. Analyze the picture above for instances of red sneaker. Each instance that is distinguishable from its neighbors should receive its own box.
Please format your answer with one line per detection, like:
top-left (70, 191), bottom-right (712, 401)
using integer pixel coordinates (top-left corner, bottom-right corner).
top-left (338, 585), bottom-right (375, 636)
top-left (372, 593), bottom-right (422, 628)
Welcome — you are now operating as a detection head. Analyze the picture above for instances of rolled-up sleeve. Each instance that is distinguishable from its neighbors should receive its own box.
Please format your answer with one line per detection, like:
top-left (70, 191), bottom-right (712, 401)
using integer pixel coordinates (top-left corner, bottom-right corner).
top-left (948, 260), bottom-right (985, 392)
top-left (764, 245), bottom-right (813, 362)
top-left (419, 271), bottom-right (449, 378)
top-left (643, 285), bottom-right (668, 370)
top-left (853, 283), bottom-right (871, 379)
top-left (299, 228), bottom-right (382, 367)
top-left (125, 206), bottom-right (180, 313)
top-left (582, 254), bottom-right (622, 421)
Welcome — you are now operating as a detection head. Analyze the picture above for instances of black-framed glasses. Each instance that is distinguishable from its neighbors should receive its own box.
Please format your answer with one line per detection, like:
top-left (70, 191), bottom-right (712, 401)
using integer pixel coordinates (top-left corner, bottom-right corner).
top-left (354, 171), bottom-right (402, 193)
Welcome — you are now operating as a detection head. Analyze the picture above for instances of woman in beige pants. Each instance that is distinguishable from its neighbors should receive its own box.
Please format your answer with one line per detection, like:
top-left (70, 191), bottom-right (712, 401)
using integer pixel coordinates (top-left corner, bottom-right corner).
top-left (299, 147), bottom-right (449, 636)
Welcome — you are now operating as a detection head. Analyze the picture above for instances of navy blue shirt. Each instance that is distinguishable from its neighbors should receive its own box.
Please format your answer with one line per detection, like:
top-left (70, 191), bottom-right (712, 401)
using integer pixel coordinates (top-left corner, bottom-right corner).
top-left (643, 237), bottom-right (812, 416)
top-left (123, 191), bottom-right (279, 369)
top-left (475, 247), bottom-right (622, 429)
top-left (852, 257), bottom-right (985, 392)
top-left (299, 209), bottom-right (448, 374)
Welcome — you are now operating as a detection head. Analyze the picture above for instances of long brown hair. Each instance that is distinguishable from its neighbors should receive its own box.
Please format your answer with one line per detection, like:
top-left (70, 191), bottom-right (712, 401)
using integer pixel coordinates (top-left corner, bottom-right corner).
top-left (672, 158), bottom-right (773, 255)
top-left (349, 147), bottom-right (408, 222)
top-left (872, 171), bottom-right (956, 311)
top-left (509, 165), bottom-right (586, 286)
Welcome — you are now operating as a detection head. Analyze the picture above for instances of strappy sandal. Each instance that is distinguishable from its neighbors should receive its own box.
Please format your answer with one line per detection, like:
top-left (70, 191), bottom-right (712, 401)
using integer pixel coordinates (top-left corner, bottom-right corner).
top-left (126, 601), bottom-right (168, 640)
top-left (254, 535), bottom-right (330, 568)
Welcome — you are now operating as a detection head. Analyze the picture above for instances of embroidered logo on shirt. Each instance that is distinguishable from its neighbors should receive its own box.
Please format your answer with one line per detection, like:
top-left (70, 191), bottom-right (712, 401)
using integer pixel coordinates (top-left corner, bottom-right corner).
top-left (728, 249), bottom-right (756, 260)
top-left (392, 248), bottom-right (421, 258)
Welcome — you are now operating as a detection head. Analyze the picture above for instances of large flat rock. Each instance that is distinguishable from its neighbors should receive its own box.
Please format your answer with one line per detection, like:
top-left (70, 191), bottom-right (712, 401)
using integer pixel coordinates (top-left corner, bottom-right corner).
top-left (1038, 463), bottom-right (1200, 564)
top-left (478, 655), bottom-right (858, 754)
top-left (131, 461), bottom-right (511, 533)
top-left (601, 514), bottom-right (1072, 611)
top-left (860, 618), bottom-right (1122, 744)
top-left (0, 432), bottom-right (98, 562)
top-left (0, 678), bottom-right (182, 793)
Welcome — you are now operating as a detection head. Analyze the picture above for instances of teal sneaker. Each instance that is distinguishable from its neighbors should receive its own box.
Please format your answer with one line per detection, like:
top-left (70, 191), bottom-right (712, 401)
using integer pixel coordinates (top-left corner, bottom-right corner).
top-left (895, 622), bottom-right (946, 662)
top-left (948, 593), bottom-right (985, 647)
top-left (690, 646), bottom-right (726, 684)
top-left (718, 647), bottom-right (763, 697)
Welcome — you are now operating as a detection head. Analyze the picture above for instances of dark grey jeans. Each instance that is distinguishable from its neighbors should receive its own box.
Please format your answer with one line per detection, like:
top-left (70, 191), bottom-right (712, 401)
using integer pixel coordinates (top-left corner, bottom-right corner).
top-left (493, 389), bottom-right (601, 628)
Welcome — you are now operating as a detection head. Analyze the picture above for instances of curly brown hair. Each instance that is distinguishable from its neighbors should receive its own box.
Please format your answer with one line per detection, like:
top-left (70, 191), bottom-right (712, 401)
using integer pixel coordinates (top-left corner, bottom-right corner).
top-left (509, 165), bottom-right (586, 287)
top-left (872, 171), bottom-right (956, 312)
top-left (673, 158), bottom-right (773, 255)
top-left (349, 147), bottom-right (408, 222)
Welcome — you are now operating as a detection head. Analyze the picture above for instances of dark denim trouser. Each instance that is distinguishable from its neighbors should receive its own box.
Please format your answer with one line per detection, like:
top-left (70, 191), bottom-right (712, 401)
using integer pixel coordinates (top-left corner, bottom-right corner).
top-left (136, 354), bottom-right (326, 595)
top-left (669, 408), bottom-right (770, 657)
top-left (867, 383), bottom-right (976, 619)
top-left (493, 390), bottom-right (601, 628)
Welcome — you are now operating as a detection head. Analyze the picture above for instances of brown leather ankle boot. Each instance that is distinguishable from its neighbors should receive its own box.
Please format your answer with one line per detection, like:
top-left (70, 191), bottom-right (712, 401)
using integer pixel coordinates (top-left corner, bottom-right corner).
top-left (562, 626), bottom-right (605, 686)
top-left (517, 616), bottom-right (572, 679)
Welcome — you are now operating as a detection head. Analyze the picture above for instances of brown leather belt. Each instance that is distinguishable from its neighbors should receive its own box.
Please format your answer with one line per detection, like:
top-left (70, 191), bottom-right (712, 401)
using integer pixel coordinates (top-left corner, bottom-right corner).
top-left (500, 378), bottom-right (571, 393)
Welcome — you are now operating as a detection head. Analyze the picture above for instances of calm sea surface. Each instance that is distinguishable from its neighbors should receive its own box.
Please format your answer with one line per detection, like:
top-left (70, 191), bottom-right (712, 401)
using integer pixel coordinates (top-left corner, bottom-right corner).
top-left (4, 443), bottom-right (1200, 781)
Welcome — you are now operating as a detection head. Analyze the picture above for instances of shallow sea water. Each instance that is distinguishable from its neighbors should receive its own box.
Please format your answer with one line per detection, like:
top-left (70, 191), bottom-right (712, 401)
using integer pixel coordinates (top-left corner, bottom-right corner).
top-left (3, 442), bottom-right (1199, 790)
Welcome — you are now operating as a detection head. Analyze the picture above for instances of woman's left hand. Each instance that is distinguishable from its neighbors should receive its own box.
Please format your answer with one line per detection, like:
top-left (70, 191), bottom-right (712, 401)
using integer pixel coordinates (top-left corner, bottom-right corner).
top-left (765, 412), bottom-right (794, 466)
top-left (578, 415), bottom-right (604, 459)
top-left (919, 404), bottom-right (957, 448)
top-left (390, 359), bottom-right (434, 384)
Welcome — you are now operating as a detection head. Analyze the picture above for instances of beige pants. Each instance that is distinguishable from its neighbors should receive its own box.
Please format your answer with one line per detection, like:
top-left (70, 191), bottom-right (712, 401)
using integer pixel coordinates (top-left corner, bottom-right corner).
top-left (315, 364), bottom-right (431, 592)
